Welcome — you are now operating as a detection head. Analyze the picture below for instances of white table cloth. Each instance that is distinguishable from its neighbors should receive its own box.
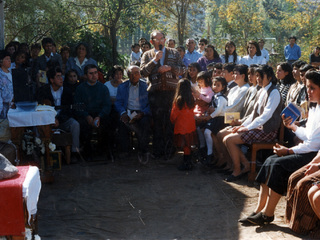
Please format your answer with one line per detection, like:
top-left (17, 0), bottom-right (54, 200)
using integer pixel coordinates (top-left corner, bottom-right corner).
top-left (23, 166), bottom-right (41, 224)
top-left (8, 108), bottom-right (56, 127)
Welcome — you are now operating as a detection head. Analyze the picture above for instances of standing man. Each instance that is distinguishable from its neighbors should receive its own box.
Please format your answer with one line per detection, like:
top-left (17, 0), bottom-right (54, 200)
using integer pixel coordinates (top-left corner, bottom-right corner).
top-left (32, 37), bottom-right (62, 87)
top-left (258, 39), bottom-right (269, 63)
top-left (74, 64), bottom-right (111, 157)
top-left (140, 30), bottom-right (185, 159)
top-left (115, 65), bottom-right (151, 163)
top-left (284, 36), bottom-right (301, 65)
top-left (183, 38), bottom-right (202, 67)
top-left (37, 66), bottom-right (80, 161)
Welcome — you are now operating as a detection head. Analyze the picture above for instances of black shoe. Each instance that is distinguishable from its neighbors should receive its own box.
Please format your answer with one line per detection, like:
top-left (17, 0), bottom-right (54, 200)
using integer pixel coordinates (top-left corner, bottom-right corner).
top-left (178, 155), bottom-right (193, 171)
top-left (138, 152), bottom-right (150, 165)
top-left (247, 212), bottom-right (274, 225)
top-left (225, 174), bottom-right (243, 182)
top-left (238, 212), bottom-right (256, 224)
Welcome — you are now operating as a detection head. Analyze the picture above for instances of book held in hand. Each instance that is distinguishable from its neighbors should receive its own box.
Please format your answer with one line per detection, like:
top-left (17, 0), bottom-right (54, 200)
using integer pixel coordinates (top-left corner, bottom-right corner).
top-left (281, 102), bottom-right (301, 124)
top-left (224, 112), bottom-right (240, 124)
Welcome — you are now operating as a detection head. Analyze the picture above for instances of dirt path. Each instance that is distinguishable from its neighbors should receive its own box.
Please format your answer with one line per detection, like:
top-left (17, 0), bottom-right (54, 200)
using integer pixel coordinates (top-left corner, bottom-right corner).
top-left (37, 153), bottom-right (307, 240)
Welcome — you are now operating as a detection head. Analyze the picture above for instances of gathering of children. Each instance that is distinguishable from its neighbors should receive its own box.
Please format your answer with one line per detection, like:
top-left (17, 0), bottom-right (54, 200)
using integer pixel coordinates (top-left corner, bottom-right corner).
top-left (2, 30), bottom-right (320, 237)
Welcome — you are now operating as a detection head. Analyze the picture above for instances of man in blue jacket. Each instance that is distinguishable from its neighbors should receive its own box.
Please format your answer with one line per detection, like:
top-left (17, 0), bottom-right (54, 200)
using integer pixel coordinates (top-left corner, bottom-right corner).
top-left (115, 65), bottom-right (151, 164)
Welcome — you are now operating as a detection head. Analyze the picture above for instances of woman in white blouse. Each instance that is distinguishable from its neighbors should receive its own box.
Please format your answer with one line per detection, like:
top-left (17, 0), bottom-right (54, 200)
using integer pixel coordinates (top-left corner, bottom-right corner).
top-left (239, 41), bottom-right (266, 66)
top-left (223, 65), bottom-right (282, 182)
top-left (239, 70), bottom-right (320, 226)
top-left (220, 41), bottom-right (241, 64)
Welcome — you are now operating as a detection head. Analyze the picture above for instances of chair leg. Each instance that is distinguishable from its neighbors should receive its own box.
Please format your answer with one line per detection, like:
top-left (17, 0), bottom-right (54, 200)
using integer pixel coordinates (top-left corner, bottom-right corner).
top-left (65, 146), bottom-right (71, 164)
top-left (248, 147), bottom-right (257, 182)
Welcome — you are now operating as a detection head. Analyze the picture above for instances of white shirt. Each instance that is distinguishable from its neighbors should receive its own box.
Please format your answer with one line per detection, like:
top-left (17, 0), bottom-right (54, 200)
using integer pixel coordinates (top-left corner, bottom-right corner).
top-left (225, 83), bottom-right (250, 112)
top-left (104, 81), bottom-right (118, 99)
top-left (260, 48), bottom-right (269, 62)
top-left (220, 55), bottom-right (241, 64)
top-left (75, 57), bottom-right (88, 69)
top-left (210, 93), bottom-right (228, 118)
top-left (242, 82), bottom-right (281, 130)
top-left (239, 55), bottom-right (266, 66)
top-left (291, 104), bottom-right (320, 154)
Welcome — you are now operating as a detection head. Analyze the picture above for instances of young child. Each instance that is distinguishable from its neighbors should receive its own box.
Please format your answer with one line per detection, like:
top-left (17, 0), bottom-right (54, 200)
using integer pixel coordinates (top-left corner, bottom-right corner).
top-left (187, 62), bottom-right (201, 88)
top-left (193, 71), bottom-right (214, 116)
top-left (170, 79), bottom-right (198, 171)
top-left (64, 69), bottom-right (81, 97)
top-left (192, 71), bottom-right (214, 156)
top-left (130, 43), bottom-right (141, 64)
top-left (203, 76), bottom-right (228, 165)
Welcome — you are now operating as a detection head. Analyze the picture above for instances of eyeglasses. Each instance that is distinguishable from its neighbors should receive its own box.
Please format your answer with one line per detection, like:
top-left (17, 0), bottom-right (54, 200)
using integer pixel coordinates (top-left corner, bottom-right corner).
top-left (199, 43), bottom-right (205, 46)
top-left (152, 38), bottom-right (165, 42)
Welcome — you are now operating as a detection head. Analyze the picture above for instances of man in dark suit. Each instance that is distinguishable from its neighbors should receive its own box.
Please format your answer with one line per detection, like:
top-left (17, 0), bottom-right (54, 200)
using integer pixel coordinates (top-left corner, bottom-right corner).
top-left (37, 66), bottom-right (80, 160)
top-left (32, 37), bottom-right (62, 88)
top-left (140, 30), bottom-right (185, 158)
top-left (115, 65), bottom-right (151, 163)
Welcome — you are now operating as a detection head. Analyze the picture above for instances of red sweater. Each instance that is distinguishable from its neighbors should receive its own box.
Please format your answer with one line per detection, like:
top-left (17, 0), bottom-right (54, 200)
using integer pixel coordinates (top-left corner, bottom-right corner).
top-left (170, 103), bottom-right (196, 134)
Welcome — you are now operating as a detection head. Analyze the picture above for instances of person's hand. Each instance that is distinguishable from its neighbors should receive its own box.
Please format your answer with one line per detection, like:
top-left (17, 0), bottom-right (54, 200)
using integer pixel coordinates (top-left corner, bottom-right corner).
top-left (282, 114), bottom-right (297, 131)
top-left (305, 164), bottom-right (320, 176)
top-left (120, 113), bottom-right (129, 123)
top-left (86, 115), bottom-right (94, 126)
top-left (207, 106), bottom-right (215, 114)
top-left (93, 116), bottom-right (100, 128)
top-left (154, 51), bottom-right (163, 62)
top-left (131, 112), bottom-right (144, 123)
top-left (230, 119), bottom-right (241, 127)
top-left (193, 90), bottom-right (200, 99)
top-left (273, 143), bottom-right (289, 157)
top-left (158, 65), bottom-right (172, 73)
top-left (233, 126), bottom-right (248, 133)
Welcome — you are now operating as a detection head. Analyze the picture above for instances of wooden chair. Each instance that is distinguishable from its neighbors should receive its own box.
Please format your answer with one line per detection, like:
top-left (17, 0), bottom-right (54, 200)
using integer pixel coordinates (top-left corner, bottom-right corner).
top-left (52, 131), bottom-right (72, 164)
top-left (247, 123), bottom-right (285, 182)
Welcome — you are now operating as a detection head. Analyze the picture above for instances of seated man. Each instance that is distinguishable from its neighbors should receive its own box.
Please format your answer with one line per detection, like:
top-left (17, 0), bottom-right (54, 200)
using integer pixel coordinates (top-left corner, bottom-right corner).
top-left (114, 66), bottom-right (151, 163)
top-left (74, 64), bottom-right (111, 158)
top-left (36, 66), bottom-right (80, 161)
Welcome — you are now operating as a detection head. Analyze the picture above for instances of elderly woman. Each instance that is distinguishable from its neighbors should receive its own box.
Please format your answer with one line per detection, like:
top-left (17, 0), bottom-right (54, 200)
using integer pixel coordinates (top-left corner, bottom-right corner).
top-left (66, 42), bottom-right (97, 78)
top-left (197, 45), bottom-right (222, 71)
top-left (0, 51), bottom-right (14, 142)
top-left (240, 70), bottom-right (320, 226)
top-left (239, 40), bottom-right (266, 66)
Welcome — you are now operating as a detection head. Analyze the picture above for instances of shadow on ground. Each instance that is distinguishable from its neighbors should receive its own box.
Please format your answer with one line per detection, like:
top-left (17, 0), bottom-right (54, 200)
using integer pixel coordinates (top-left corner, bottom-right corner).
top-left (37, 152), bottom-right (304, 240)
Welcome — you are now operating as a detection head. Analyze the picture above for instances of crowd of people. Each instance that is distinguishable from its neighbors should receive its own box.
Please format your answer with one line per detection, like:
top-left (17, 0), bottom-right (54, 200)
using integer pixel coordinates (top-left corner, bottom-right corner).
top-left (1, 30), bottom-right (320, 237)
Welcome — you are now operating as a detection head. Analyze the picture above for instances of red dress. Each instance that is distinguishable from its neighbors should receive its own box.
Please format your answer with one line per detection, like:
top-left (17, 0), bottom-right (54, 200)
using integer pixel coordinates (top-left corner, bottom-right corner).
top-left (170, 103), bottom-right (198, 149)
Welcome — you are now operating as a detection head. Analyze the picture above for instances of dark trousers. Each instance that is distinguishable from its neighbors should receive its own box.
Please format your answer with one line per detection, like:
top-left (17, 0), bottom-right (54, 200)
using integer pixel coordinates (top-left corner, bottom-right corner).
top-left (118, 114), bottom-right (151, 153)
top-left (78, 115), bottom-right (111, 152)
top-left (148, 90), bottom-right (174, 156)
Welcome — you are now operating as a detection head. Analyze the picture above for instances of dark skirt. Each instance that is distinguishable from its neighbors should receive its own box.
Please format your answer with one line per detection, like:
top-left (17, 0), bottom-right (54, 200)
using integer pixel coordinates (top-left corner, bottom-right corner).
top-left (255, 152), bottom-right (318, 195)
top-left (204, 116), bottom-right (227, 135)
top-left (173, 131), bottom-right (198, 149)
top-left (286, 167), bottom-right (320, 234)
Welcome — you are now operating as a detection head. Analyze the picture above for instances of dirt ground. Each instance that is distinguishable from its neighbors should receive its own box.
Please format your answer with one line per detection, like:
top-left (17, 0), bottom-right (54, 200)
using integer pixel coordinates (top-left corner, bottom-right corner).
top-left (37, 151), bottom-right (310, 240)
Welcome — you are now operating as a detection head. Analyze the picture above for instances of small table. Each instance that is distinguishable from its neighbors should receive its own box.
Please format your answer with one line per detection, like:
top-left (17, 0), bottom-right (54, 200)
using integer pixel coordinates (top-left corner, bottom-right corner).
top-left (0, 166), bottom-right (41, 238)
top-left (7, 108), bottom-right (56, 182)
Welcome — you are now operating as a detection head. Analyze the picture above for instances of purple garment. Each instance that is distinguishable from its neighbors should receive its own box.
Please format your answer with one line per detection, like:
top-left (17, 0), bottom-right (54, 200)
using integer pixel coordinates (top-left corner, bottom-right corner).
top-left (197, 56), bottom-right (222, 71)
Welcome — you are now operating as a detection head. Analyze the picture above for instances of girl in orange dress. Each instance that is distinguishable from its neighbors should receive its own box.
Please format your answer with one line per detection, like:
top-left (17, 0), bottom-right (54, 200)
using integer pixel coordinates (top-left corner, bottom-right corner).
top-left (170, 79), bottom-right (198, 170)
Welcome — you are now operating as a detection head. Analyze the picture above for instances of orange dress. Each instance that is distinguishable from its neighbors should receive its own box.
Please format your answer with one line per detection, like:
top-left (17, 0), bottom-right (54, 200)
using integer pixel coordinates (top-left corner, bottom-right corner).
top-left (170, 103), bottom-right (198, 148)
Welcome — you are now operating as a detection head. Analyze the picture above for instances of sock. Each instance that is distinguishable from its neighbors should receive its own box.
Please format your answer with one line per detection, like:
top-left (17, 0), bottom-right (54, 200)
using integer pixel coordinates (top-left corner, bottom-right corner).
top-left (204, 128), bottom-right (213, 155)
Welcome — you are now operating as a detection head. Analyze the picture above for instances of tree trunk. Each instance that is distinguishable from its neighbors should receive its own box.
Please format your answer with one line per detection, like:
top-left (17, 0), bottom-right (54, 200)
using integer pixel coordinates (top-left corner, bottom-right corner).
top-left (110, 26), bottom-right (118, 65)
